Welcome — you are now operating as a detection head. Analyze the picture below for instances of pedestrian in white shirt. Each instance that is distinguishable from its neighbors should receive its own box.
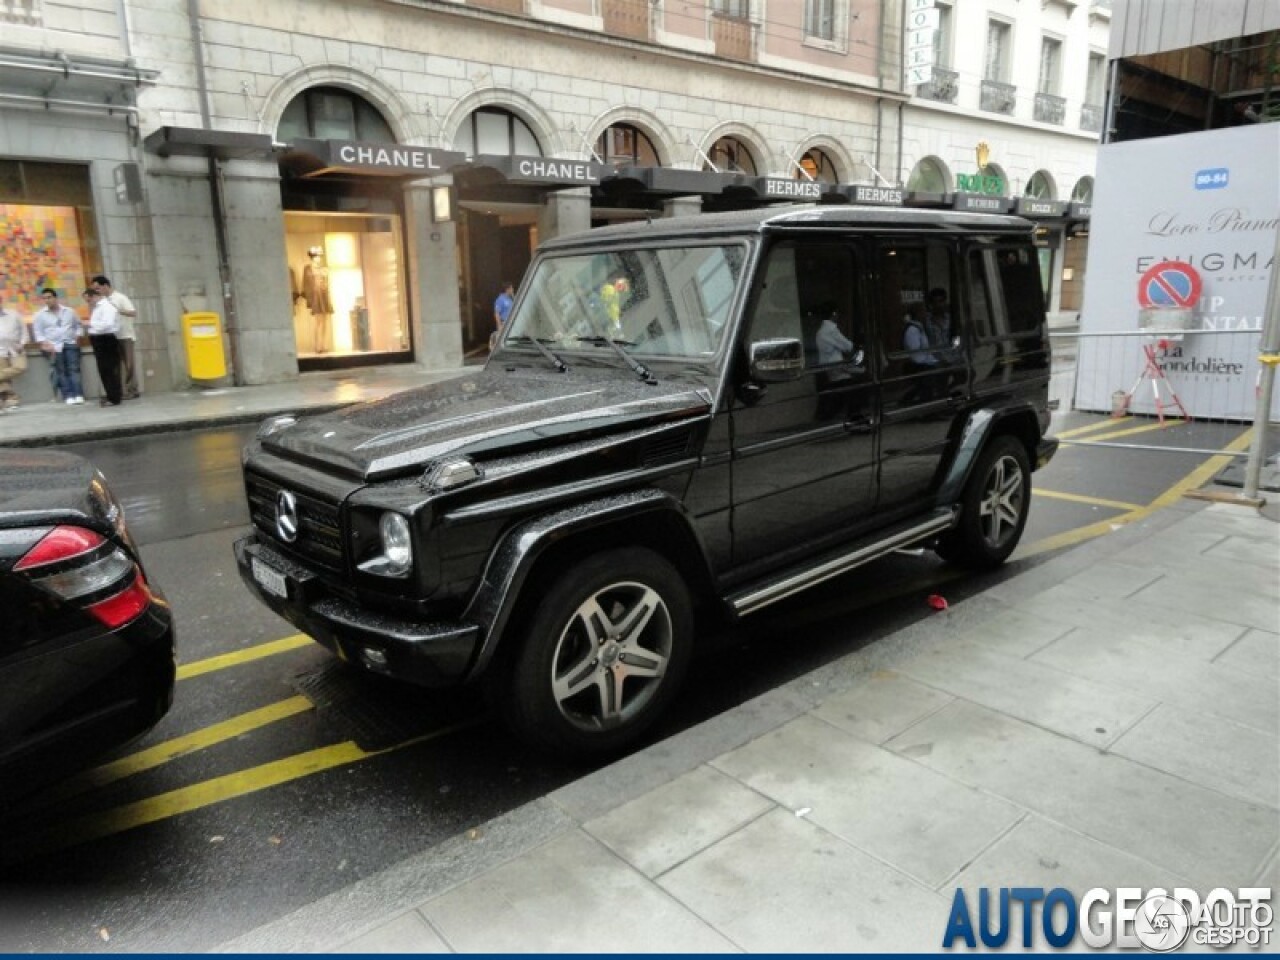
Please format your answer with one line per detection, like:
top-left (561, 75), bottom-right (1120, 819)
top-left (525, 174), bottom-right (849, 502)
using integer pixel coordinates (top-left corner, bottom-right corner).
top-left (0, 305), bottom-right (29, 410)
top-left (92, 275), bottom-right (139, 399)
top-left (84, 288), bottom-right (123, 406)
top-left (32, 287), bottom-right (85, 404)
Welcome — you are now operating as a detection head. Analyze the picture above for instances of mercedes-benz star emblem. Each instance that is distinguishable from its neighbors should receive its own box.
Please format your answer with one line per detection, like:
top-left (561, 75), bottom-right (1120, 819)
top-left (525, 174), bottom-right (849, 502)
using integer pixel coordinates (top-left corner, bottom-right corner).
top-left (275, 489), bottom-right (299, 543)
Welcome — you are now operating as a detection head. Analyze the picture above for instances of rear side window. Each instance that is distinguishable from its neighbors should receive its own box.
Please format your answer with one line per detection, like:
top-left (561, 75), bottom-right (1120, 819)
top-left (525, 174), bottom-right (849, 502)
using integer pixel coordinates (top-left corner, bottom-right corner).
top-left (968, 244), bottom-right (1045, 339)
top-left (875, 240), bottom-right (960, 374)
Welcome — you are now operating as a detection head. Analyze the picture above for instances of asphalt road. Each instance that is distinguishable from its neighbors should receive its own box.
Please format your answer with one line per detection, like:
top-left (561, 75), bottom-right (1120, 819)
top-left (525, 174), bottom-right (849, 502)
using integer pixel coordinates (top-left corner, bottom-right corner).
top-left (0, 414), bottom-right (1252, 951)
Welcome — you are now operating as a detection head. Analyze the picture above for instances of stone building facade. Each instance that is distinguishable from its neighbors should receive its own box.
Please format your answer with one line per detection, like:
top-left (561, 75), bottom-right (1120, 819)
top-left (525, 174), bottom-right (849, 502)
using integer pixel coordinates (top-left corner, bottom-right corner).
top-left (0, 0), bottom-right (1109, 396)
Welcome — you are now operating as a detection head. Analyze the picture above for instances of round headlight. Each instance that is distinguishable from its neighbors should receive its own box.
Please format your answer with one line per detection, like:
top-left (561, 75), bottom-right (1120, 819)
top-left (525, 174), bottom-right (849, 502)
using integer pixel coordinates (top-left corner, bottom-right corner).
top-left (379, 512), bottom-right (413, 575)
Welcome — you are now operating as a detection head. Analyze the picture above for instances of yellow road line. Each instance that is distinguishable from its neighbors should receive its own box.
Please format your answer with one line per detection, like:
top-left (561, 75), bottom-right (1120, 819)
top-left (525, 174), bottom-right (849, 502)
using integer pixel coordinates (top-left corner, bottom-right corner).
top-left (1019, 428), bottom-right (1252, 558)
top-left (177, 633), bottom-right (312, 681)
top-left (1033, 489), bottom-right (1145, 512)
top-left (38, 720), bottom-right (483, 853)
top-left (1055, 418), bottom-right (1131, 439)
top-left (1073, 419), bottom-right (1187, 444)
top-left (42, 697), bottom-right (314, 802)
top-left (1147, 428), bottom-right (1254, 508)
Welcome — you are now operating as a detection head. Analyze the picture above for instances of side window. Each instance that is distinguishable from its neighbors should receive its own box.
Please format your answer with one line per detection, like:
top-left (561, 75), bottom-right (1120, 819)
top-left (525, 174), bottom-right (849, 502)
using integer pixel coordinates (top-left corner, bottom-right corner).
top-left (748, 240), bottom-right (864, 371)
top-left (877, 240), bottom-right (960, 374)
top-left (996, 245), bottom-right (1047, 335)
top-left (969, 244), bottom-right (1045, 339)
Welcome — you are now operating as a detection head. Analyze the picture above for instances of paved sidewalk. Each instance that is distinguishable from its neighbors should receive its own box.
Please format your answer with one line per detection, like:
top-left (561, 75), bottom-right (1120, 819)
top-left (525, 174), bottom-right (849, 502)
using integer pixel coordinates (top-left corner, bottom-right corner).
top-left (0, 363), bottom-right (469, 448)
top-left (221, 498), bottom-right (1280, 953)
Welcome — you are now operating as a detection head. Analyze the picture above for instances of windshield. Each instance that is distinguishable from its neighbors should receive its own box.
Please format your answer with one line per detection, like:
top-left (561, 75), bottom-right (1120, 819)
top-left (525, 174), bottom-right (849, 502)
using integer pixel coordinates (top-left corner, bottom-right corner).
top-left (503, 242), bottom-right (746, 361)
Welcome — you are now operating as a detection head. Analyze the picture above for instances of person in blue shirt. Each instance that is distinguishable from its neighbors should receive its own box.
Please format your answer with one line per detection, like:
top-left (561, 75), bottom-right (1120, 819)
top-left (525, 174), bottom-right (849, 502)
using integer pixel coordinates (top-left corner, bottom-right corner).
top-left (491, 281), bottom-right (515, 350)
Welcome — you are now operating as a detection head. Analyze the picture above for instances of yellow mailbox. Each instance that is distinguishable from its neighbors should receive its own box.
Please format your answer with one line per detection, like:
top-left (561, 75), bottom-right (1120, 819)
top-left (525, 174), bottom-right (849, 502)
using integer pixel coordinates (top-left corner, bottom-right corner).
top-left (181, 312), bottom-right (227, 381)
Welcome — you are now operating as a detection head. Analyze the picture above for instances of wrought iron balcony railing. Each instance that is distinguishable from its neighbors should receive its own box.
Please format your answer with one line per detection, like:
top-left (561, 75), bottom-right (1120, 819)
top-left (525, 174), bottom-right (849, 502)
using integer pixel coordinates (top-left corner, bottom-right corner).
top-left (1034, 92), bottom-right (1066, 125)
top-left (919, 67), bottom-right (958, 105)
top-left (1080, 102), bottom-right (1103, 132)
top-left (980, 79), bottom-right (1016, 116)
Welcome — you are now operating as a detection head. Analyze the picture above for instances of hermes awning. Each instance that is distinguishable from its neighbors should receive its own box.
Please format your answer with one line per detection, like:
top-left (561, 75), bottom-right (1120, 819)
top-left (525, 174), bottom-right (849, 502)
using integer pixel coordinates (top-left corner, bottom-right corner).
top-left (144, 126), bottom-right (275, 160)
top-left (599, 166), bottom-right (739, 198)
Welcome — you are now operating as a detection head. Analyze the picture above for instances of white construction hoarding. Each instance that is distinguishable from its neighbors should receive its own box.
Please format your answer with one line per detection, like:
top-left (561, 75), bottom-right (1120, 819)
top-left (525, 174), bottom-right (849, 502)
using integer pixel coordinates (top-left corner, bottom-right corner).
top-left (1076, 124), bottom-right (1280, 420)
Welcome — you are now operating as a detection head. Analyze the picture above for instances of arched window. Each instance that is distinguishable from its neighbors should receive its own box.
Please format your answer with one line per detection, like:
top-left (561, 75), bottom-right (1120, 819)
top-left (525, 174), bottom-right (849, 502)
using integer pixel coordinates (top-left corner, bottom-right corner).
top-left (906, 156), bottom-right (949, 193)
top-left (1071, 176), bottom-right (1094, 203)
top-left (1026, 170), bottom-right (1055, 199)
top-left (981, 163), bottom-right (1007, 193)
top-left (595, 124), bottom-right (660, 167)
top-left (797, 148), bottom-right (838, 183)
top-left (705, 136), bottom-right (757, 175)
top-left (456, 108), bottom-right (541, 156)
top-left (277, 87), bottom-right (395, 142)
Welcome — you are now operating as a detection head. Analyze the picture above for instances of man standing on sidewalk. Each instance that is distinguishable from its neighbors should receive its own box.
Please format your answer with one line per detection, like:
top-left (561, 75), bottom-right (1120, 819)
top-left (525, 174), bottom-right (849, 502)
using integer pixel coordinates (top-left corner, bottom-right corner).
top-left (32, 287), bottom-right (85, 405)
top-left (92, 275), bottom-right (139, 399)
top-left (84, 288), bottom-right (123, 406)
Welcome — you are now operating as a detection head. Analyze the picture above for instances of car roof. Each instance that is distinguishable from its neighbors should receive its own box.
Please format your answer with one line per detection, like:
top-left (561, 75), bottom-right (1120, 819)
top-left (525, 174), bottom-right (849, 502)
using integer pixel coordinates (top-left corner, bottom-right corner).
top-left (539, 203), bottom-right (1036, 251)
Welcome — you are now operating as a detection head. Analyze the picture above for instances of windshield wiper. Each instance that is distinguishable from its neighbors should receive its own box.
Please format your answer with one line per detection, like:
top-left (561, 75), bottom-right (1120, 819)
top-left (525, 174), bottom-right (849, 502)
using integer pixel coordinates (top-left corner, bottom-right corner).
top-left (506, 335), bottom-right (568, 373)
top-left (575, 336), bottom-right (656, 384)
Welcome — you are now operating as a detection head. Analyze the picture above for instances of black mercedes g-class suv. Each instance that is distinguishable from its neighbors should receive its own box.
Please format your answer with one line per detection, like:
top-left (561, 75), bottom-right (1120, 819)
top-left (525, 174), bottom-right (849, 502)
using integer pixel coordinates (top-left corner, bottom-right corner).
top-left (235, 205), bottom-right (1057, 754)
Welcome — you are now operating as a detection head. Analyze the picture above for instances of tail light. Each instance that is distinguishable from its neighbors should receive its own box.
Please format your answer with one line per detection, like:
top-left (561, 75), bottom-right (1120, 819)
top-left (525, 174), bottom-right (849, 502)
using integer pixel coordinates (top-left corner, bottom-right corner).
top-left (15, 525), bottom-right (154, 629)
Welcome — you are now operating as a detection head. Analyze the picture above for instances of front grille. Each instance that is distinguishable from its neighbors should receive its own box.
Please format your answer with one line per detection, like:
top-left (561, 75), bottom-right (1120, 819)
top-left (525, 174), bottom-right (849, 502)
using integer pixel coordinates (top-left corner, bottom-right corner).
top-left (246, 471), bottom-right (344, 572)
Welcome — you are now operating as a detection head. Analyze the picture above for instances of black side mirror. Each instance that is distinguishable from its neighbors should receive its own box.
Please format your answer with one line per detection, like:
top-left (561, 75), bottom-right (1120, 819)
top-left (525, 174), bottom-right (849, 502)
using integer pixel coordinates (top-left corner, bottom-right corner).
top-left (749, 338), bottom-right (804, 382)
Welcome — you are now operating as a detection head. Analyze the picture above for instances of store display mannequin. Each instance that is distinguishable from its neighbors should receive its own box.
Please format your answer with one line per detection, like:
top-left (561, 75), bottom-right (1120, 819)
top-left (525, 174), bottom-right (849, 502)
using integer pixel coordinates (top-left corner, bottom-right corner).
top-left (301, 246), bottom-right (333, 353)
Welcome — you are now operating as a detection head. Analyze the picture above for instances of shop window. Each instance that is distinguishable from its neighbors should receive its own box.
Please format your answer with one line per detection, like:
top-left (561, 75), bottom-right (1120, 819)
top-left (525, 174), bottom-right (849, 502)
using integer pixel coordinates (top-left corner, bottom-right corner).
top-left (285, 213), bottom-right (409, 359)
top-left (798, 149), bottom-right (837, 183)
top-left (276, 87), bottom-right (395, 143)
top-left (456, 108), bottom-right (542, 157)
top-left (906, 156), bottom-right (949, 194)
top-left (0, 159), bottom-right (100, 320)
top-left (705, 136), bottom-right (757, 175)
top-left (595, 124), bottom-right (660, 168)
top-left (1071, 176), bottom-right (1094, 203)
top-left (1026, 170), bottom-right (1055, 199)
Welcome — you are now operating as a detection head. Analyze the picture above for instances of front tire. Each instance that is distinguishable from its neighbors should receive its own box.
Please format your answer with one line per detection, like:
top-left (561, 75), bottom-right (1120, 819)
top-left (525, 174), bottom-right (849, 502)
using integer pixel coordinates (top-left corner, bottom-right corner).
top-left (504, 547), bottom-right (693, 756)
top-left (937, 435), bottom-right (1031, 569)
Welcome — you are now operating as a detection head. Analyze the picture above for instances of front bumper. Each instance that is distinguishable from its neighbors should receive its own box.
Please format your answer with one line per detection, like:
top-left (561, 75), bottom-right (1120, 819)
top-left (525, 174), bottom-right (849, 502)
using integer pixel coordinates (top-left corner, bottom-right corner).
top-left (1, 602), bottom-right (175, 801)
top-left (233, 535), bottom-right (480, 687)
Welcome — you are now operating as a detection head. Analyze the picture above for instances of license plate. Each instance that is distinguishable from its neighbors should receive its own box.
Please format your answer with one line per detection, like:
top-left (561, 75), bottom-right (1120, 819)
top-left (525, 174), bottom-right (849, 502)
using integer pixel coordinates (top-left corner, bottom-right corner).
top-left (252, 558), bottom-right (288, 598)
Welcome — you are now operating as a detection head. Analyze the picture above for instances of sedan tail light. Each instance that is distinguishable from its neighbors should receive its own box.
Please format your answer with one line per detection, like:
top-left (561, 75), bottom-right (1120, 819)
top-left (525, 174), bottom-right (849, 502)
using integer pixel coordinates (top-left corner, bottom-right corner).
top-left (15, 524), bottom-right (155, 629)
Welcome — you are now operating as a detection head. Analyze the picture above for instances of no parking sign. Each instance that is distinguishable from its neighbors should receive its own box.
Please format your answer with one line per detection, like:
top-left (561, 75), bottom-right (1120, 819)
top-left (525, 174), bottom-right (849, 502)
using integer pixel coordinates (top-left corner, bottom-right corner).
top-left (1137, 261), bottom-right (1202, 309)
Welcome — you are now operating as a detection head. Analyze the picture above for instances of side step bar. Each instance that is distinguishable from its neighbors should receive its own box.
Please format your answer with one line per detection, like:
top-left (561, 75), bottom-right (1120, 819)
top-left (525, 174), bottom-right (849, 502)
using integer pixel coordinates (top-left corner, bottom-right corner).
top-left (727, 509), bottom-right (957, 618)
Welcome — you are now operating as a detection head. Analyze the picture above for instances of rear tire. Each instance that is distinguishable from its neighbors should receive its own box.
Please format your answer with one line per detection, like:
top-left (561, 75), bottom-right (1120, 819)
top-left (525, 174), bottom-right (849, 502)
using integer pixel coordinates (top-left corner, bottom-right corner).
top-left (503, 547), bottom-right (693, 756)
top-left (936, 435), bottom-right (1031, 569)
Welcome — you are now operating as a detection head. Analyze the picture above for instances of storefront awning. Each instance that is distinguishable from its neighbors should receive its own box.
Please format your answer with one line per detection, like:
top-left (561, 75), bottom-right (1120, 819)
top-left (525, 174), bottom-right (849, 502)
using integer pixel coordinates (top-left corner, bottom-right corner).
top-left (954, 192), bottom-right (1013, 214)
top-left (282, 138), bottom-right (467, 179)
top-left (601, 166), bottom-right (738, 197)
top-left (1069, 201), bottom-right (1092, 219)
top-left (469, 154), bottom-right (609, 189)
top-left (1015, 198), bottom-right (1069, 218)
top-left (144, 126), bottom-right (275, 160)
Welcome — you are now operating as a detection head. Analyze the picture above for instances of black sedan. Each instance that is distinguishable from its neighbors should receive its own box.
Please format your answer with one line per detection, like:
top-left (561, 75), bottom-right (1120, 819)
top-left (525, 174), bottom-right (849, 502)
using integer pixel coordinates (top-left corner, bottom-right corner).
top-left (0, 449), bottom-right (175, 806)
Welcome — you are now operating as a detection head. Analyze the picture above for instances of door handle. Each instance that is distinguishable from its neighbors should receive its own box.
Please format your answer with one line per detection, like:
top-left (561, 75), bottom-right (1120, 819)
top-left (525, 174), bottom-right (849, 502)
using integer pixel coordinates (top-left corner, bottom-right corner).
top-left (845, 415), bottom-right (877, 435)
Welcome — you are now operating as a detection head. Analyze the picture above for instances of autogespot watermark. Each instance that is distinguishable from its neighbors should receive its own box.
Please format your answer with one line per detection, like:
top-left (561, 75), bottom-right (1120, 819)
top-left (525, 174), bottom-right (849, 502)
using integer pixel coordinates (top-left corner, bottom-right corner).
top-left (942, 887), bottom-right (1273, 951)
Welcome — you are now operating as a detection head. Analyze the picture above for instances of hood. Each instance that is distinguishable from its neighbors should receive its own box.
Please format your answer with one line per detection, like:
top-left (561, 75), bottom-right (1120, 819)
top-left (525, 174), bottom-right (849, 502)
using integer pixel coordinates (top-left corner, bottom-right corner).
top-left (261, 368), bottom-right (713, 481)
top-left (0, 449), bottom-right (98, 521)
